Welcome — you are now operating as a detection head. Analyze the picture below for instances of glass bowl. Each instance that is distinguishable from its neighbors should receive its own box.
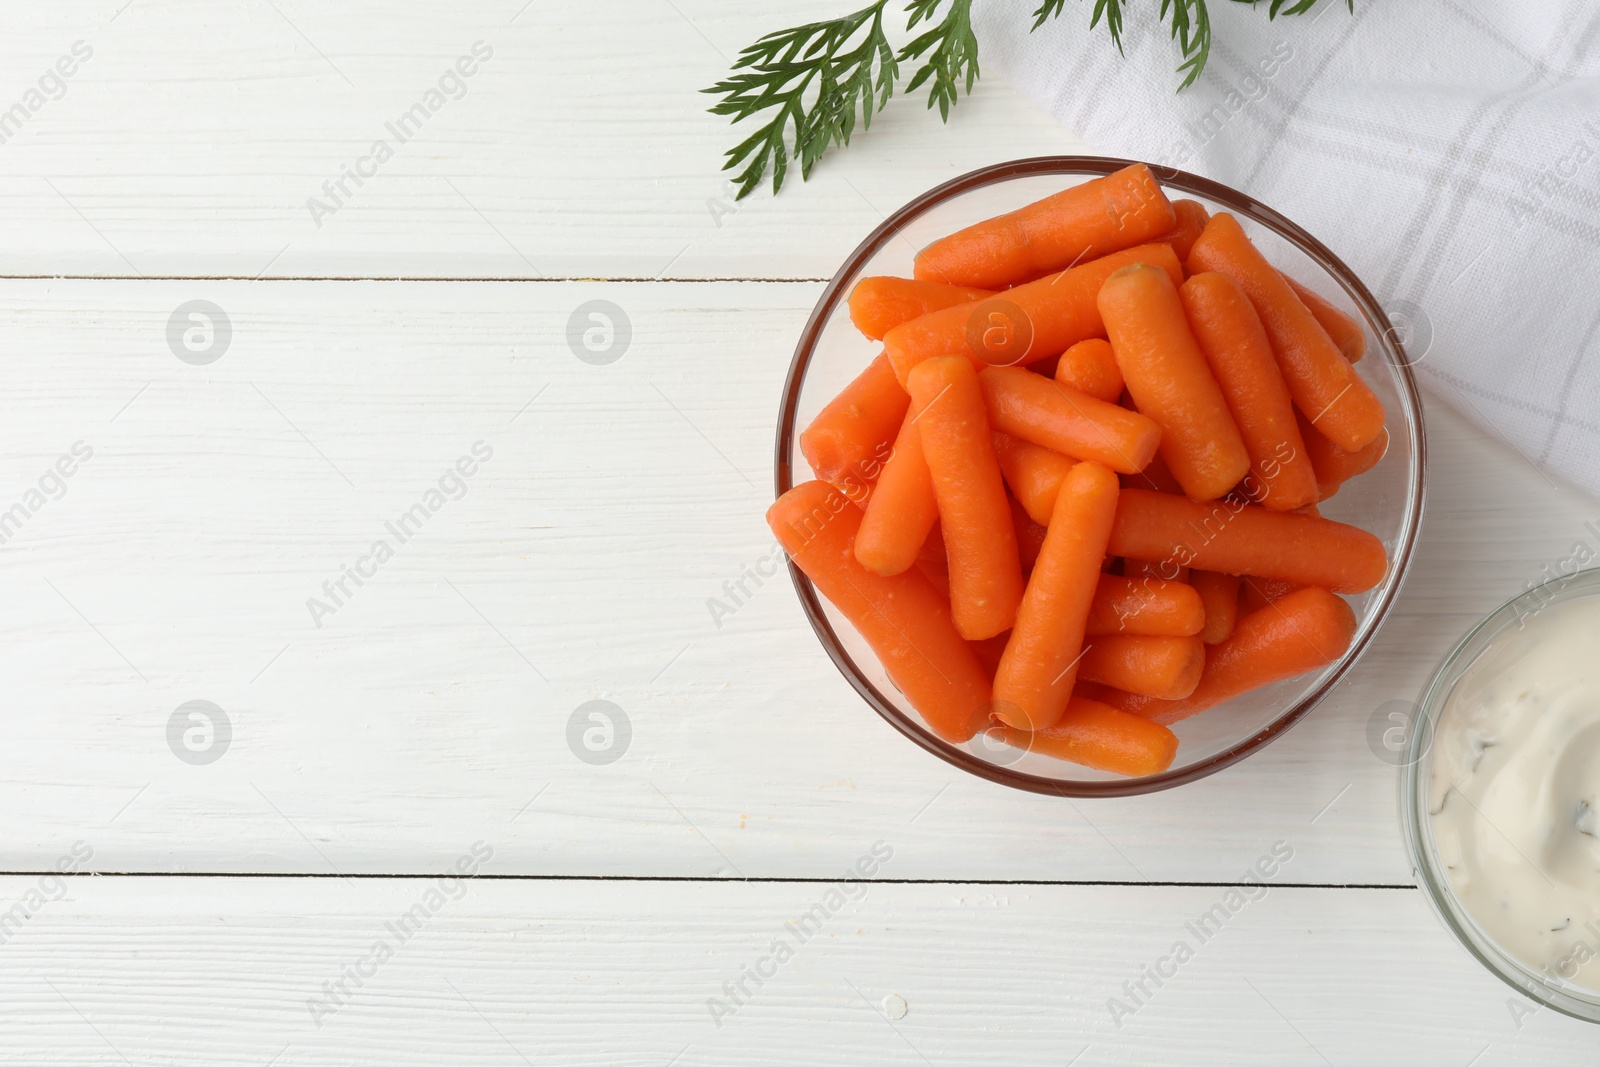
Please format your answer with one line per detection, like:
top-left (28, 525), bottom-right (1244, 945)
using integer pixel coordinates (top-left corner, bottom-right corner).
top-left (1401, 568), bottom-right (1600, 1023)
top-left (773, 156), bottom-right (1426, 796)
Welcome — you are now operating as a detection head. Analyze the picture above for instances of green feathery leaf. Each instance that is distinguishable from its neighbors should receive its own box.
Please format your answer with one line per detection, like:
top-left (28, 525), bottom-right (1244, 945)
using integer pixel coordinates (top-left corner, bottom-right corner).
top-left (702, 0), bottom-right (897, 198)
top-left (705, 0), bottom-right (1353, 197)
top-left (900, 0), bottom-right (980, 121)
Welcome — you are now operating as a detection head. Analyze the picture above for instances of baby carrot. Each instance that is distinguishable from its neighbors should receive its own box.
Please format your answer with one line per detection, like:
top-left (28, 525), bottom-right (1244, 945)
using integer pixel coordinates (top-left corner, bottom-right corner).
top-left (1104, 586), bottom-right (1357, 724)
top-left (1010, 495), bottom-right (1048, 571)
top-left (799, 352), bottom-right (907, 504)
top-left (1155, 198), bottom-right (1210, 262)
top-left (1179, 271), bottom-right (1318, 510)
top-left (997, 696), bottom-right (1178, 777)
top-left (884, 243), bottom-right (1184, 385)
top-left (1109, 489), bottom-right (1389, 593)
top-left (847, 276), bottom-right (995, 340)
top-left (907, 357), bottom-right (1024, 640)
top-left (1054, 338), bottom-right (1125, 403)
top-left (1189, 570), bottom-right (1240, 645)
top-left (854, 410), bottom-right (938, 576)
top-left (1099, 263), bottom-right (1251, 500)
top-left (1238, 575), bottom-right (1300, 616)
top-left (914, 163), bottom-right (1176, 289)
top-left (1282, 273), bottom-right (1365, 362)
top-left (979, 366), bottom-right (1162, 474)
top-left (993, 431), bottom-right (1076, 525)
top-left (768, 480), bottom-right (990, 741)
top-left (1086, 574), bottom-right (1205, 637)
top-left (1296, 410), bottom-right (1389, 499)
top-left (1188, 213), bottom-right (1385, 451)
top-left (1080, 635), bottom-right (1205, 699)
top-left (993, 461), bottom-right (1121, 731)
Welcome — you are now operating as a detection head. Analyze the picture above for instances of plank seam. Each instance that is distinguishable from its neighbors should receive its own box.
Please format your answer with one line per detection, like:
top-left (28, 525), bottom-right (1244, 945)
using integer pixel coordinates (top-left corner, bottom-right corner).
top-left (15, 872), bottom-right (1418, 888)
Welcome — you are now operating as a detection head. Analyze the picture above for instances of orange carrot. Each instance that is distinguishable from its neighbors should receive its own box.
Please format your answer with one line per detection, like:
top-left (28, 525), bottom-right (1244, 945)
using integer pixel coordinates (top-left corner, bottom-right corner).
top-left (1179, 271), bottom-right (1318, 510)
top-left (1282, 273), bottom-right (1365, 362)
top-left (1155, 198), bottom-right (1210, 262)
top-left (848, 276), bottom-right (996, 340)
top-left (1080, 635), bottom-right (1205, 699)
top-left (992, 461), bottom-right (1121, 731)
top-left (1237, 575), bottom-right (1300, 616)
top-left (1120, 451), bottom-right (1184, 495)
top-left (914, 163), bottom-right (1176, 289)
top-left (799, 353), bottom-right (906, 504)
top-left (1054, 338), bottom-right (1125, 403)
top-left (992, 432), bottom-right (1076, 525)
top-left (1103, 586), bottom-right (1357, 724)
top-left (768, 480), bottom-right (990, 741)
top-left (1189, 570), bottom-right (1240, 645)
top-left (997, 696), bottom-right (1178, 777)
top-left (1109, 489), bottom-right (1388, 594)
top-left (1086, 574), bottom-right (1205, 637)
top-left (1010, 496), bottom-right (1048, 570)
top-left (907, 357), bottom-right (1024, 640)
top-left (854, 410), bottom-right (938, 575)
top-left (1099, 263), bottom-right (1251, 500)
top-left (884, 243), bottom-right (1185, 385)
top-left (1296, 410), bottom-right (1389, 499)
top-left (1188, 213), bottom-right (1385, 451)
top-left (978, 366), bottom-right (1162, 474)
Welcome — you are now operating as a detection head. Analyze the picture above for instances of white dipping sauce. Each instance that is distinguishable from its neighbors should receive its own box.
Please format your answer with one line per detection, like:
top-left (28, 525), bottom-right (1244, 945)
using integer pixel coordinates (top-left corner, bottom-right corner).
top-left (1429, 593), bottom-right (1600, 990)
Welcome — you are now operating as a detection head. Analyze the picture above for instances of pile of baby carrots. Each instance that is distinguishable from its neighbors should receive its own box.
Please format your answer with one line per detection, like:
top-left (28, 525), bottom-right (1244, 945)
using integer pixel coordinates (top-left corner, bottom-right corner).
top-left (771, 163), bottom-right (1389, 778)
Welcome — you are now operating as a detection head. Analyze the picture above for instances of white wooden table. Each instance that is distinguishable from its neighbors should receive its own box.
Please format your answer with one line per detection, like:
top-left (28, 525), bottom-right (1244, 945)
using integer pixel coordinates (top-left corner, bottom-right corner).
top-left (2, 2), bottom-right (1596, 1062)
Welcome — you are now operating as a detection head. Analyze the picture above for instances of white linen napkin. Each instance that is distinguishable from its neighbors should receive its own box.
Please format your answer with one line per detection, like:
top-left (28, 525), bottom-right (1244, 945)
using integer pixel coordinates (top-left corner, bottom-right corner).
top-left (973, 0), bottom-right (1600, 497)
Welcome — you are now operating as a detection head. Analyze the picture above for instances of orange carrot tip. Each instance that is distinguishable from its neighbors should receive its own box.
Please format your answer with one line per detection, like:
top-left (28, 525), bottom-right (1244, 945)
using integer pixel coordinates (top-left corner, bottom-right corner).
top-left (1157, 199), bottom-right (1211, 263)
top-left (768, 480), bottom-right (991, 742)
top-left (992, 461), bottom-right (1121, 731)
top-left (1179, 270), bottom-right (1318, 511)
top-left (995, 696), bottom-right (1178, 777)
top-left (1098, 262), bottom-right (1251, 501)
top-left (1103, 586), bottom-right (1357, 725)
top-left (1189, 570), bottom-right (1240, 645)
top-left (884, 243), bottom-right (1184, 386)
top-left (1080, 634), bottom-right (1206, 700)
top-left (1055, 338), bottom-right (1125, 404)
top-left (848, 276), bottom-right (996, 341)
top-left (854, 409), bottom-right (938, 576)
top-left (1188, 213), bottom-right (1385, 452)
top-left (907, 357), bottom-right (1024, 641)
top-left (1281, 272), bottom-right (1366, 362)
top-left (799, 353), bottom-right (906, 504)
top-left (993, 431), bottom-right (1076, 526)
top-left (914, 163), bottom-right (1176, 290)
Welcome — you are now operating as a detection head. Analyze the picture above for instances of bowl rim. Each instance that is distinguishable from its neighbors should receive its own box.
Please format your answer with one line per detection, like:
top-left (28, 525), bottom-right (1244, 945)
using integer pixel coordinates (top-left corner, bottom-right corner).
top-left (1401, 567), bottom-right (1600, 1023)
top-left (773, 155), bottom-right (1428, 797)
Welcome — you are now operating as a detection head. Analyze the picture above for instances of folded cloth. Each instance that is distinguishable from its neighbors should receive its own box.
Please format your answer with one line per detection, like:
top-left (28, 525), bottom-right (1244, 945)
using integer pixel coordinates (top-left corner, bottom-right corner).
top-left (973, 0), bottom-right (1600, 497)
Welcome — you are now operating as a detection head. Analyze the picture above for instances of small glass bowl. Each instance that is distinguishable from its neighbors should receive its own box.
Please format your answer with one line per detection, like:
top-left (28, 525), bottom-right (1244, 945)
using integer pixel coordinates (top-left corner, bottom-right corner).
top-left (1402, 568), bottom-right (1600, 1023)
top-left (774, 156), bottom-right (1426, 796)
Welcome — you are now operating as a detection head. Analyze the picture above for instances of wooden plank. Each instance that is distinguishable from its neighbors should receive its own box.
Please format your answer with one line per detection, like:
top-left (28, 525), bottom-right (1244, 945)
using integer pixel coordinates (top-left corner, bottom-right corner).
top-left (0, 875), bottom-right (1592, 1064)
top-left (0, 0), bottom-right (1081, 279)
top-left (0, 278), bottom-right (1591, 881)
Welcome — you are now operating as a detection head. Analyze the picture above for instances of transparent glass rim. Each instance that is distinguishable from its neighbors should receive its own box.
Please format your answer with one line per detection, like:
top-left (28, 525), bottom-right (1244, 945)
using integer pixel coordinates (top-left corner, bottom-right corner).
top-left (1402, 566), bottom-right (1600, 1023)
top-left (774, 155), bottom-right (1428, 797)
